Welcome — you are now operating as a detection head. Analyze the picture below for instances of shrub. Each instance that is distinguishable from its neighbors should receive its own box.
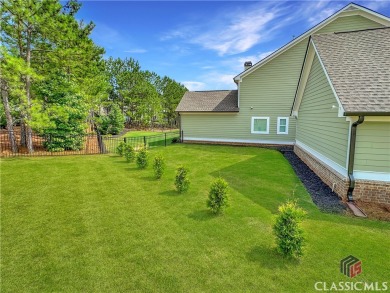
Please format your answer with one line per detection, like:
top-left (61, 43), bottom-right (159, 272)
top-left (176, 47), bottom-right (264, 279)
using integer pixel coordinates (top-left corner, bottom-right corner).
top-left (136, 148), bottom-right (149, 169)
top-left (273, 200), bottom-right (307, 258)
top-left (207, 177), bottom-right (229, 214)
top-left (123, 144), bottom-right (135, 163)
top-left (175, 166), bottom-right (190, 193)
top-left (107, 104), bottom-right (125, 135)
top-left (153, 155), bottom-right (165, 179)
top-left (116, 142), bottom-right (126, 156)
top-left (96, 104), bottom-right (124, 135)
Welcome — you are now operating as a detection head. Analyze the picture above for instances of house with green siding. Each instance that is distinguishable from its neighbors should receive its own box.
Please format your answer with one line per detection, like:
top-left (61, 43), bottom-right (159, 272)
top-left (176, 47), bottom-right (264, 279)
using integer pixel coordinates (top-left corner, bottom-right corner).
top-left (176, 3), bottom-right (390, 204)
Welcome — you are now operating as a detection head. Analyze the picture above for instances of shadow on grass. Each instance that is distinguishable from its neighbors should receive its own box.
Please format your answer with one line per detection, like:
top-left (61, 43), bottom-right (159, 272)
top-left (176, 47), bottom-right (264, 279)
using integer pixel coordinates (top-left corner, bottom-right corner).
top-left (140, 176), bottom-right (157, 182)
top-left (187, 209), bottom-right (218, 221)
top-left (210, 154), bottom-right (297, 215)
top-left (159, 190), bottom-right (180, 197)
top-left (246, 245), bottom-right (300, 269)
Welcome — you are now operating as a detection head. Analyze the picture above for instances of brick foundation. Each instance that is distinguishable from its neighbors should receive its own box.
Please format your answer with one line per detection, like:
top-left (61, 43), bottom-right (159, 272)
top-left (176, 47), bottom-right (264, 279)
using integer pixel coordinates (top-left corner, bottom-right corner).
top-left (294, 145), bottom-right (390, 204)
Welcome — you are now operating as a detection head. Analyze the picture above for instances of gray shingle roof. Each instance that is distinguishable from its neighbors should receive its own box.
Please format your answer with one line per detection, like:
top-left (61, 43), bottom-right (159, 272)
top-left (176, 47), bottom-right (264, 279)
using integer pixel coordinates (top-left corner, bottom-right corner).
top-left (312, 27), bottom-right (390, 114)
top-left (176, 90), bottom-right (239, 112)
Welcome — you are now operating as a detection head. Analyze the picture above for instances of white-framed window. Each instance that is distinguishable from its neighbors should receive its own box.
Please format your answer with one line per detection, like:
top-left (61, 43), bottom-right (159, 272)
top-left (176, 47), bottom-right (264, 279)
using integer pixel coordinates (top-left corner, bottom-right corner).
top-left (277, 117), bottom-right (289, 134)
top-left (251, 117), bottom-right (269, 134)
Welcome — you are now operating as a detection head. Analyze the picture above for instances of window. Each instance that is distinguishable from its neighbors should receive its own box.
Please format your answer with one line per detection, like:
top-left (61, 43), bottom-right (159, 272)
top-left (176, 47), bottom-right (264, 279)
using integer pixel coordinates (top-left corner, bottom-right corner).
top-left (251, 117), bottom-right (269, 134)
top-left (277, 117), bottom-right (289, 134)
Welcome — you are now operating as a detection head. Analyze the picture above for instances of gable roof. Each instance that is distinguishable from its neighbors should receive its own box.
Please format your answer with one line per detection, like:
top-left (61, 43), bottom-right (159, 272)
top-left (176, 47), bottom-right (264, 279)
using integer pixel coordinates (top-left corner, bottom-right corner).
top-left (312, 27), bottom-right (390, 115)
top-left (176, 90), bottom-right (239, 112)
top-left (292, 27), bottom-right (390, 116)
top-left (233, 3), bottom-right (390, 83)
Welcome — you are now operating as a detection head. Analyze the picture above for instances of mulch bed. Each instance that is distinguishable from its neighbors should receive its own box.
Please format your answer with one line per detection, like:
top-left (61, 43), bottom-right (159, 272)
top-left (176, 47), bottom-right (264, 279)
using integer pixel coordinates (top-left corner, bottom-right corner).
top-left (282, 150), bottom-right (390, 221)
top-left (281, 150), bottom-right (347, 214)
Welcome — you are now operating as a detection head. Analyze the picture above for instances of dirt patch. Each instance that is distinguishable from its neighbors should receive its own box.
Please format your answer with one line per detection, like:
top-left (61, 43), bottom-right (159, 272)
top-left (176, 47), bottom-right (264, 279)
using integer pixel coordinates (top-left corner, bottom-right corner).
top-left (355, 200), bottom-right (390, 221)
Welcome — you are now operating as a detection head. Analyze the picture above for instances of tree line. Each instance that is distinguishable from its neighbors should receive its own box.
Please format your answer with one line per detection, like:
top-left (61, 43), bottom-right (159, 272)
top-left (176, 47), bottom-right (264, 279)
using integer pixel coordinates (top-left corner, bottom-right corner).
top-left (0, 0), bottom-right (187, 153)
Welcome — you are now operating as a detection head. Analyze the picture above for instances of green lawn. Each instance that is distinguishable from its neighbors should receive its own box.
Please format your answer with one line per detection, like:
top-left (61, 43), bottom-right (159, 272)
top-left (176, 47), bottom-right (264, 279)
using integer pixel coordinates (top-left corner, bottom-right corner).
top-left (124, 130), bottom-right (178, 137)
top-left (1, 144), bottom-right (389, 292)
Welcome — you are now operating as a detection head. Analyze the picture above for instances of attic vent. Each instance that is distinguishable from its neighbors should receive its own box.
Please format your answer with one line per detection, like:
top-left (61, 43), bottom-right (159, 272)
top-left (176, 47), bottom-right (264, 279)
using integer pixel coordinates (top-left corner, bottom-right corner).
top-left (244, 61), bottom-right (252, 70)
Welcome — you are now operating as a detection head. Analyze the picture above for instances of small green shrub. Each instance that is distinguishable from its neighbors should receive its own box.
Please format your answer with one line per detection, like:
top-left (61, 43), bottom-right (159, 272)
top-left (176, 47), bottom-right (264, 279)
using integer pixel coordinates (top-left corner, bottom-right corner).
top-left (153, 155), bottom-right (165, 179)
top-left (136, 149), bottom-right (149, 169)
top-left (175, 166), bottom-right (190, 193)
top-left (273, 200), bottom-right (306, 258)
top-left (207, 177), bottom-right (229, 214)
top-left (123, 144), bottom-right (135, 162)
top-left (116, 142), bottom-right (126, 156)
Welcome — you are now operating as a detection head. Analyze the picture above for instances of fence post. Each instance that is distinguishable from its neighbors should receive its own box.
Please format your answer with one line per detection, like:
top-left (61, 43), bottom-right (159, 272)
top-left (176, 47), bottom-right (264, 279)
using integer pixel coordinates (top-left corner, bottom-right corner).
top-left (124, 137), bottom-right (127, 143)
top-left (165, 133), bottom-right (167, 147)
top-left (181, 130), bottom-right (184, 143)
top-left (97, 132), bottom-right (106, 154)
top-left (143, 136), bottom-right (146, 149)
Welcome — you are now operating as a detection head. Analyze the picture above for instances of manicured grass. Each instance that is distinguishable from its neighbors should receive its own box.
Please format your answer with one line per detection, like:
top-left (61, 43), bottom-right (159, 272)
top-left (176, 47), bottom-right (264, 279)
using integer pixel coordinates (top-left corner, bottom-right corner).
top-left (124, 130), bottom-right (178, 137)
top-left (1, 144), bottom-right (389, 292)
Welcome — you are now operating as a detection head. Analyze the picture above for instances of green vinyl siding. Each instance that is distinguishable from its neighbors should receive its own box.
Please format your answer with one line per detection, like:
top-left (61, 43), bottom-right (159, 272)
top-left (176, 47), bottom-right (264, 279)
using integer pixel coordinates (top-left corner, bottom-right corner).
top-left (237, 38), bottom-right (304, 142)
top-left (296, 55), bottom-right (349, 168)
top-left (355, 122), bottom-right (390, 173)
top-left (180, 113), bottom-right (250, 140)
top-left (317, 15), bottom-right (384, 34)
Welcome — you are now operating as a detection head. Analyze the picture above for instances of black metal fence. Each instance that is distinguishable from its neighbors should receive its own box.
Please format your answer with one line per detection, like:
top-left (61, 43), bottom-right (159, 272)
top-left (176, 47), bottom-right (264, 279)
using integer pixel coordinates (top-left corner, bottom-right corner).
top-left (0, 130), bottom-right (181, 157)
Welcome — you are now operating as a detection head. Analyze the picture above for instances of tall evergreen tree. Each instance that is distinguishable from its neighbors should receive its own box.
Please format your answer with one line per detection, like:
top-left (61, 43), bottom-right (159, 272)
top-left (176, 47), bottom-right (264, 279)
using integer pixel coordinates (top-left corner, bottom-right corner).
top-left (1, 0), bottom-right (109, 152)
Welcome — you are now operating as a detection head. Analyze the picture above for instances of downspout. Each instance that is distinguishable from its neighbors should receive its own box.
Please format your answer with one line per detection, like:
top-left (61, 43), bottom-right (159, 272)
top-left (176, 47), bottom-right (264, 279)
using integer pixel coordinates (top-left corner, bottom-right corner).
top-left (347, 116), bottom-right (364, 202)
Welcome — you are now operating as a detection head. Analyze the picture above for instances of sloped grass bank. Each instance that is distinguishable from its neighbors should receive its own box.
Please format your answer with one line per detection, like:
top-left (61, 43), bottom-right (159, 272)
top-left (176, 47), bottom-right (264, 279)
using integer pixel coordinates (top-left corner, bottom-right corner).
top-left (1, 144), bottom-right (389, 292)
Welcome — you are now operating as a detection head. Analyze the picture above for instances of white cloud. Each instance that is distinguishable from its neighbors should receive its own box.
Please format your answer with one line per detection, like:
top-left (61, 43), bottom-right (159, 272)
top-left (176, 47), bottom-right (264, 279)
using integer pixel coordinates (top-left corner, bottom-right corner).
top-left (161, 2), bottom-right (284, 56)
top-left (181, 81), bottom-right (207, 91)
top-left (307, 4), bottom-right (343, 25)
top-left (201, 72), bottom-right (236, 89)
top-left (217, 50), bottom-right (275, 73)
top-left (192, 8), bottom-right (278, 56)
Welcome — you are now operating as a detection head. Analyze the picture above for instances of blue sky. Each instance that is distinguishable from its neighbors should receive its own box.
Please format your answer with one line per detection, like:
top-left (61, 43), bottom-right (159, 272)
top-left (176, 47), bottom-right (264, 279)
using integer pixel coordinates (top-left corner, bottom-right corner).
top-left (77, 1), bottom-right (390, 91)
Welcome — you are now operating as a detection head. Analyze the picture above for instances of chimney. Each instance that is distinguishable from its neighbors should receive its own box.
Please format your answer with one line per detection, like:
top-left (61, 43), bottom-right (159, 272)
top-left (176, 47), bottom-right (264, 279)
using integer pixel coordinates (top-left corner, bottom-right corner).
top-left (244, 61), bottom-right (252, 70)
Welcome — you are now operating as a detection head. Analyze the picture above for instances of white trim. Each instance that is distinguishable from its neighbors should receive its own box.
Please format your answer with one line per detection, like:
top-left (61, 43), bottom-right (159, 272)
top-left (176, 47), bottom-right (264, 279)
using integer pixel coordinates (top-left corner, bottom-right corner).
top-left (233, 3), bottom-right (390, 82)
top-left (183, 137), bottom-right (294, 145)
top-left (354, 171), bottom-right (390, 182)
top-left (310, 40), bottom-right (345, 117)
top-left (291, 42), bottom-right (316, 115)
top-left (251, 117), bottom-right (270, 134)
top-left (237, 80), bottom-right (241, 108)
top-left (277, 117), bottom-right (289, 135)
top-left (295, 140), bottom-right (347, 177)
top-left (362, 116), bottom-right (390, 122)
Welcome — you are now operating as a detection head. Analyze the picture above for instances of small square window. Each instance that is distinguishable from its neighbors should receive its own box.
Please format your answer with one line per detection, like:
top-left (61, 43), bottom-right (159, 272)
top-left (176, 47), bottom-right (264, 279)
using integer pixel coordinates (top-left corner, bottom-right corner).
top-left (251, 117), bottom-right (269, 134)
top-left (277, 117), bottom-right (289, 134)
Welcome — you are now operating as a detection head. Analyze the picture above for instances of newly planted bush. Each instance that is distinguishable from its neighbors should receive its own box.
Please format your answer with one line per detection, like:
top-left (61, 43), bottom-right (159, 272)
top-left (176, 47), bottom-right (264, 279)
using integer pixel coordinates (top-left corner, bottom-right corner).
top-left (136, 149), bottom-right (149, 169)
top-left (153, 155), bottom-right (165, 179)
top-left (123, 144), bottom-right (135, 162)
top-left (175, 166), bottom-right (190, 193)
top-left (207, 177), bottom-right (229, 214)
top-left (116, 142), bottom-right (126, 156)
top-left (273, 200), bottom-right (307, 258)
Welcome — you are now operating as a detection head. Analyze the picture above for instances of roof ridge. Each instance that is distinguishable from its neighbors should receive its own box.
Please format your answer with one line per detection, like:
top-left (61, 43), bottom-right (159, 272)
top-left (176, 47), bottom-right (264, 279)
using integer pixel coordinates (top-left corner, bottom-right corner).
top-left (334, 26), bottom-right (390, 34)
